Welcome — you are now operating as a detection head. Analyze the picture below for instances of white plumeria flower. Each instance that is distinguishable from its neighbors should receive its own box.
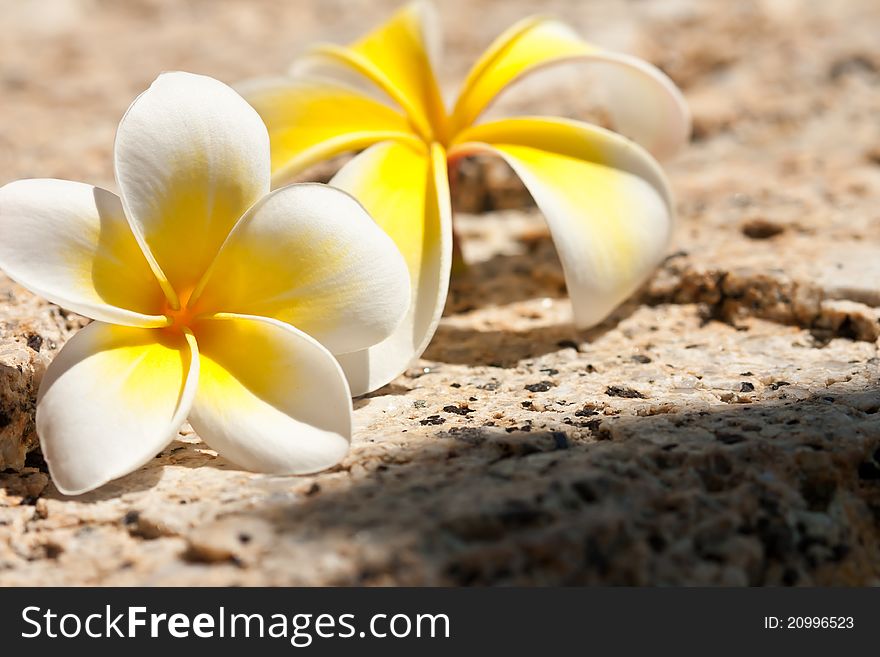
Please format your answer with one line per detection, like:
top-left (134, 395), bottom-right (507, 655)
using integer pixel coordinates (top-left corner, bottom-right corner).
top-left (0, 72), bottom-right (410, 495)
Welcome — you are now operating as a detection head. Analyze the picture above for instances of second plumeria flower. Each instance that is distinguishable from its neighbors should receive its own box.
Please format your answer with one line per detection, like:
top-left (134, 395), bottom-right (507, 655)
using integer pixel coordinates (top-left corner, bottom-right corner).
top-left (242, 1), bottom-right (691, 394)
top-left (0, 72), bottom-right (410, 495)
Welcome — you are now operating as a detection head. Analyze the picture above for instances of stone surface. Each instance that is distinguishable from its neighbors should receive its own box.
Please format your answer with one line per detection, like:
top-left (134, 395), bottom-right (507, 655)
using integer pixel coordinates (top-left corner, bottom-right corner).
top-left (0, 277), bottom-right (79, 471)
top-left (1, 0), bottom-right (880, 585)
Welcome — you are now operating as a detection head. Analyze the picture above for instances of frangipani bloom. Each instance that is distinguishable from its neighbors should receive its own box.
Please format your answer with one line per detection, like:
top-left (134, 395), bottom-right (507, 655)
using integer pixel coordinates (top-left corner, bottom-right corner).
top-left (0, 72), bottom-right (409, 495)
top-left (242, 2), bottom-right (691, 395)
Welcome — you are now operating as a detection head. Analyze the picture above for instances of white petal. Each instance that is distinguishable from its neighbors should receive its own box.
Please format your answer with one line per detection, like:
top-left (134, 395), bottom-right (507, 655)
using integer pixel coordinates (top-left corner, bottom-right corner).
top-left (114, 71), bottom-right (270, 299)
top-left (450, 17), bottom-right (690, 160)
top-left (0, 179), bottom-right (167, 326)
top-left (192, 183), bottom-right (410, 355)
top-left (451, 117), bottom-right (673, 328)
top-left (188, 313), bottom-right (351, 474)
top-left (329, 140), bottom-right (452, 395)
top-left (591, 50), bottom-right (691, 160)
top-left (37, 322), bottom-right (198, 495)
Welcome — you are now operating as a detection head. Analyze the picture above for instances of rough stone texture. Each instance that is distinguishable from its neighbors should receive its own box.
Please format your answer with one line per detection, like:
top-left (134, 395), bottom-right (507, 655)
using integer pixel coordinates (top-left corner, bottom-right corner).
top-left (2, 0), bottom-right (880, 585)
top-left (0, 278), bottom-right (79, 471)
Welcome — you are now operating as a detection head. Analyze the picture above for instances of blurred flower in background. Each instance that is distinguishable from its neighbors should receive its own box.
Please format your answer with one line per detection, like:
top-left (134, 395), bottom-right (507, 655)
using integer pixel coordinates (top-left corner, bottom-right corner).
top-left (242, 1), bottom-right (691, 395)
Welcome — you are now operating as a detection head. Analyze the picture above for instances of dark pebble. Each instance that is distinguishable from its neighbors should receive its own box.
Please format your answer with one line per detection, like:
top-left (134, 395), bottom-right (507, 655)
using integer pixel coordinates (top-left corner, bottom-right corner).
top-left (443, 405), bottom-right (474, 416)
top-left (605, 385), bottom-right (646, 399)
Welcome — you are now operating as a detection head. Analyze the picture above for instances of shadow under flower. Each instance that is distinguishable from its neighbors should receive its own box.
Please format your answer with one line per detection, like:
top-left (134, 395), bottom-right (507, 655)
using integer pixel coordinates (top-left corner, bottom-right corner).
top-left (425, 300), bottom-right (641, 367)
top-left (445, 232), bottom-right (565, 314)
top-left (34, 438), bottom-right (237, 503)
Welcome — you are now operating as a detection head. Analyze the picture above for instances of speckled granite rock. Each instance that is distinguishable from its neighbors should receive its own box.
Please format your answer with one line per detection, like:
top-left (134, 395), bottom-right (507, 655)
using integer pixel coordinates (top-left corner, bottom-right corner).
top-left (0, 341), bottom-right (42, 472)
top-left (1, 0), bottom-right (880, 585)
top-left (0, 277), bottom-right (78, 471)
top-left (1, 301), bottom-right (879, 585)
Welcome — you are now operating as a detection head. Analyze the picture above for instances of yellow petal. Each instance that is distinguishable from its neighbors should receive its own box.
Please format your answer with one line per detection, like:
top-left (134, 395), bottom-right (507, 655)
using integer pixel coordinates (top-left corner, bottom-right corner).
top-left (240, 78), bottom-right (419, 186)
top-left (37, 323), bottom-right (198, 495)
top-left (191, 183), bottom-right (410, 355)
top-left (293, 1), bottom-right (445, 142)
top-left (189, 313), bottom-right (351, 474)
top-left (450, 17), bottom-right (690, 159)
top-left (450, 117), bottom-right (673, 328)
top-left (0, 179), bottom-right (167, 327)
top-left (330, 140), bottom-right (452, 395)
top-left (115, 72), bottom-right (270, 304)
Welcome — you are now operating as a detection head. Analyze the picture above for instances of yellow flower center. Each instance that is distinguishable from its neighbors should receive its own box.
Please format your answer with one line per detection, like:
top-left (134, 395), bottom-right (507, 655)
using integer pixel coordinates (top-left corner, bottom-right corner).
top-left (423, 110), bottom-right (451, 149)
top-left (163, 288), bottom-right (198, 332)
